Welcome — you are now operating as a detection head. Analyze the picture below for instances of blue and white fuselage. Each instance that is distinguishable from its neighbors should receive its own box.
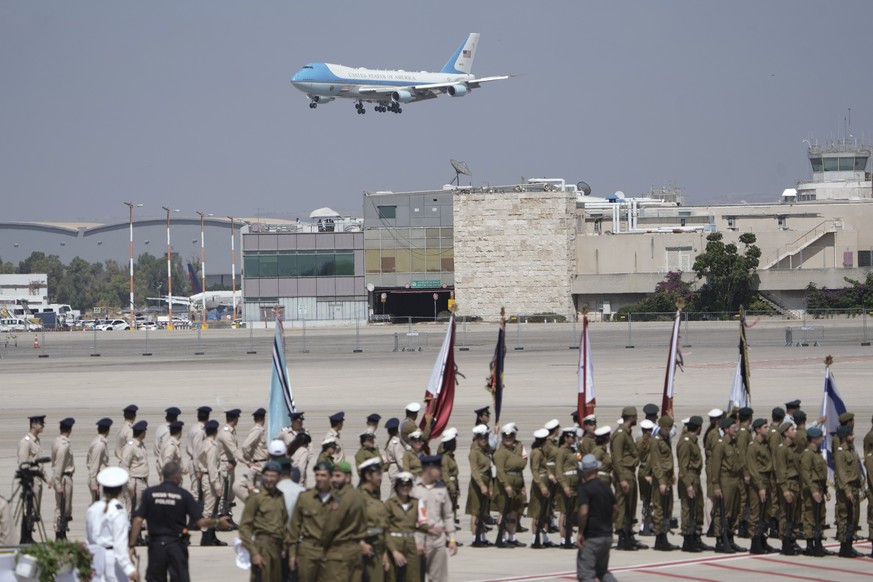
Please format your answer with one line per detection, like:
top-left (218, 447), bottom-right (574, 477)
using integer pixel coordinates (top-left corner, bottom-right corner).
top-left (289, 33), bottom-right (509, 114)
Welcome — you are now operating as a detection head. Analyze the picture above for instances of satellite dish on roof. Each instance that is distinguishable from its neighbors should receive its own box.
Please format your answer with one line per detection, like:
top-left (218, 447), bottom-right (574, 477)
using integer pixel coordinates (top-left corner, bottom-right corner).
top-left (576, 181), bottom-right (591, 196)
top-left (450, 159), bottom-right (472, 186)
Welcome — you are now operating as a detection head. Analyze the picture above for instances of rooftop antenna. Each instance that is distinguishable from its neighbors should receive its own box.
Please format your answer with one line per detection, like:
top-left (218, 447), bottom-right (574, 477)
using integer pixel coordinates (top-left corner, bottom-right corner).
top-left (450, 159), bottom-right (472, 186)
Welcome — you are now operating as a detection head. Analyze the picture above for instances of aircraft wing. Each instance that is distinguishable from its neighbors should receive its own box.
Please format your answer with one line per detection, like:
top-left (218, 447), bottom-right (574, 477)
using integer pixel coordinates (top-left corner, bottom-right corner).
top-left (358, 75), bottom-right (511, 101)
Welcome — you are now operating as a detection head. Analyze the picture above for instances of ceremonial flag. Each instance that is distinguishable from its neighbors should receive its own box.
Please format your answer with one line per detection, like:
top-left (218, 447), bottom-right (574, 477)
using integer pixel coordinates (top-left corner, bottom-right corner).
top-left (421, 313), bottom-right (457, 439)
top-left (727, 308), bottom-right (752, 410)
top-left (488, 308), bottom-right (507, 424)
top-left (661, 301), bottom-right (684, 418)
top-left (819, 356), bottom-right (846, 473)
top-left (577, 310), bottom-right (595, 420)
top-left (268, 312), bottom-right (295, 440)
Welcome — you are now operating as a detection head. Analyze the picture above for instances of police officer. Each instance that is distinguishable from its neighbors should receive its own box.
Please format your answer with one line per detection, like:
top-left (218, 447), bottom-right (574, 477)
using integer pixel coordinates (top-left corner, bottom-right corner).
top-left (413, 455), bottom-right (457, 581)
top-left (651, 415), bottom-right (678, 551)
top-left (115, 405), bottom-right (138, 461)
top-left (158, 421), bottom-right (185, 475)
top-left (198, 419), bottom-right (225, 546)
top-left (325, 411), bottom-right (346, 462)
top-left (383, 418), bottom-right (405, 481)
top-left (86, 467), bottom-right (139, 582)
top-left (238, 461), bottom-right (290, 582)
top-left (130, 462), bottom-right (230, 582)
top-left (51, 417), bottom-right (75, 540)
top-left (711, 416), bottom-right (746, 553)
top-left (120, 421), bottom-right (149, 516)
top-left (799, 427), bottom-right (829, 557)
top-left (153, 407), bottom-right (181, 471)
top-left (87, 418), bottom-right (113, 503)
top-left (467, 424), bottom-right (493, 547)
top-left (747, 418), bottom-right (776, 554)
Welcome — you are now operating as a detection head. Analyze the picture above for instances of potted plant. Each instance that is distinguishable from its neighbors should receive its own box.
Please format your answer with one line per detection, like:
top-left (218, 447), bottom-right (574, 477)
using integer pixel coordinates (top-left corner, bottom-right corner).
top-left (15, 540), bottom-right (94, 582)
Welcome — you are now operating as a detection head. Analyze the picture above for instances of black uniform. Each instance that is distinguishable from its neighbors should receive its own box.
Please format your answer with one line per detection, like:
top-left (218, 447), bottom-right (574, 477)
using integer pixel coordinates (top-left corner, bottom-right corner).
top-left (133, 480), bottom-right (203, 582)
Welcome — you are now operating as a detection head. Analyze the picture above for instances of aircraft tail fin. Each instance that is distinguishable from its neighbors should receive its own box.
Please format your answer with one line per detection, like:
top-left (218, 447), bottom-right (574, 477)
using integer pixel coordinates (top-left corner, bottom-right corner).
top-left (188, 263), bottom-right (203, 294)
top-left (440, 33), bottom-right (479, 74)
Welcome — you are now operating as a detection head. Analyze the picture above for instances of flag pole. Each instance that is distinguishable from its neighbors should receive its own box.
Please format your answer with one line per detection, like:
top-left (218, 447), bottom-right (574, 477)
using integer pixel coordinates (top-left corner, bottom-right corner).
top-left (491, 306), bottom-right (506, 431)
top-left (661, 298), bottom-right (684, 419)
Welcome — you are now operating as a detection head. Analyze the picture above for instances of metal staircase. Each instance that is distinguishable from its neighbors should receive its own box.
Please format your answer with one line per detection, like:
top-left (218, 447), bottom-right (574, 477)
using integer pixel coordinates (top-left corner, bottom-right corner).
top-left (761, 219), bottom-right (841, 270)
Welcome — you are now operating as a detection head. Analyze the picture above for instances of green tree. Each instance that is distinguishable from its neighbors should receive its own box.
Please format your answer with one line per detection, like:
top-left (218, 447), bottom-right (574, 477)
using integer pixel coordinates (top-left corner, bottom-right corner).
top-left (0, 257), bottom-right (15, 274)
top-left (692, 232), bottom-right (761, 312)
top-left (619, 271), bottom-right (697, 317)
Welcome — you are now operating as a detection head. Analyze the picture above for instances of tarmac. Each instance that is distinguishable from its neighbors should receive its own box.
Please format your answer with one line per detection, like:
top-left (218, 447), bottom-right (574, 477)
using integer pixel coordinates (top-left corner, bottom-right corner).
top-left (2, 318), bottom-right (872, 580)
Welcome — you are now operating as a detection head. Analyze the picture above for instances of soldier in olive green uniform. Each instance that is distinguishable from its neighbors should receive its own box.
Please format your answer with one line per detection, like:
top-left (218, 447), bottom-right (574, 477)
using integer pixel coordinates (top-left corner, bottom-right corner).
top-left (578, 415), bottom-right (597, 455)
top-left (747, 418), bottom-right (776, 554)
top-left (493, 424), bottom-right (527, 547)
top-left (437, 429), bottom-right (461, 525)
top-left (50, 418), bottom-right (75, 540)
top-left (650, 415), bottom-right (678, 551)
top-left (355, 431), bottom-right (381, 479)
top-left (358, 458), bottom-right (390, 582)
top-left (767, 407), bottom-right (787, 536)
top-left (542, 419), bottom-right (561, 534)
top-left (317, 437), bottom-right (338, 466)
top-left (592, 426), bottom-right (613, 486)
top-left (711, 416), bottom-right (746, 553)
top-left (677, 416), bottom-right (710, 552)
top-left (467, 425), bottom-right (493, 547)
top-left (402, 430), bottom-right (424, 477)
top-left (239, 461), bottom-right (291, 582)
top-left (833, 425), bottom-right (863, 558)
top-left (528, 429), bottom-right (553, 548)
top-left (702, 408), bottom-right (724, 536)
top-left (556, 427), bottom-right (580, 548)
top-left (773, 421), bottom-right (801, 555)
top-left (636, 419), bottom-right (656, 537)
top-left (399, 403), bottom-right (421, 448)
top-left (735, 407), bottom-right (754, 538)
top-left (611, 406), bottom-right (645, 551)
top-left (864, 416), bottom-right (873, 548)
top-left (384, 472), bottom-right (426, 581)
top-left (799, 427), bottom-right (829, 557)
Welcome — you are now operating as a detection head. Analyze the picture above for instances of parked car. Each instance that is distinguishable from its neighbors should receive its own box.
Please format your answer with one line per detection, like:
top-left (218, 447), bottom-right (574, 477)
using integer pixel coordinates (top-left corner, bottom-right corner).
top-left (138, 321), bottom-right (158, 331)
top-left (96, 319), bottom-right (131, 331)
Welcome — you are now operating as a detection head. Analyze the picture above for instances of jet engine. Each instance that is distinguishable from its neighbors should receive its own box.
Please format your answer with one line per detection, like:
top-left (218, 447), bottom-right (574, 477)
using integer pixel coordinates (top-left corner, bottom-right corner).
top-left (312, 96), bottom-right (334, 104)
top-left (447, 84), bottom-right (468, 97)
top-left (391, 90), bottom-right (414, 103)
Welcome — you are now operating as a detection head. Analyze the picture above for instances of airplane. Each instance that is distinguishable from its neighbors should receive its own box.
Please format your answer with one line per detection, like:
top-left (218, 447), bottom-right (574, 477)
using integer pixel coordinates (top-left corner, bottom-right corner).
top-left (290, 33), bottom-right (510, 114)
top-left (146, 264), bottom-right (241, 312)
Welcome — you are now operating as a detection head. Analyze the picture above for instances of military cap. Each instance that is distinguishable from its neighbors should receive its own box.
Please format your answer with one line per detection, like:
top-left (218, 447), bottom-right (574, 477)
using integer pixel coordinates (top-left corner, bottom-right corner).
top-left (289, 411), bottom-right (305, 421)
top-left (838, 412), bottom-right (854, 424)
top-left (59, 417), bottom-right (75, 428)
top-left (421, 454), bottom-right (442, 467)
top-left (335, 461), bottom-right (353, 474)
top-left (707, 408), bottom-right (724, 418)
top-left (570, 410), bottom-right (580, 422)
top-left (313, 461), bottom-right (334, 473)
top-left (738, 407), bottom-right (753, 419)
top-left (358, 457), bottom-right (382, 473)
top-left (97, 467), bottom-right (129, 488)
top-left (533, 428), bottom-right (550, 439)
top-left (252, 408), bottom-right (266, 417)
top-left (123, 404), bottom-right (139, 414)
top-left (197, 406), bottom-right (212, 414)
top-left (474, 406), bottom-right (490, 416)
top-left (642, 404), bottom-right (659, 416)
top-left (751, 418), bottom-right (767, 430)
top-left (408, 430), bottom-right (423, 440)
top-left (594, 426), bottom-right (612, 437)
top-left (204, 420), bottom-right (219, 430)
top-left (329, 411), bottom-right (345, 424)
top-left (621, 406), bottom-right (637, 417)
top-left (680, 417), bottom-right (691, 425)
top-left (277, 457), bottom-right (293, 472)
top-left (785, 400), bottom-right (801, 410)
top-left (836, 424), bottom-right (853, 439)
top-left (28, 415), bottom-right (46, 424)
top-left (96, 418), bottom-right (113, 428)
top-left (777, 422), bottom-right (793, 435)
top-left (394, 471), bottom-right (414, 485)
top-left (360, 431), bottom-right (375, 440)
top-left (544, 419), bottom-right (560, 430)
top-left (262, 461), bottom-right (282, 473)
top-left (268, 440), bottom-right (287, 456)
top-left (793, 410), bottom-right (807, 422)
top-left (367, 413), bottom-right (382, 423)
top-left (657, 415), bottom-right (674, 428)
top-left (561, 425), bottom-right (578, 435)
top-left (719, 417), bottom-right (736, 429)
top-left (472, 424), bottom-right (489, 436)
top-left (165, 407), bottom-right (181, 416)
top-left (688, 416), bottom-right (704, 427)
top-left (582, 414), bottom-right (597, 425)
top-left (384, 417), bottom-right (400, 430)
top-left (639, 419), bottom-right (655, 431)
top-left (225, 409), bottom-right (241, 418)
top-left (132, 420), bottom-right (148, 432)
top-left (321, 436), bottom-right (337, 446)
top-left (771, 407), bottom-right (786, 420)
top-left (440, 428), bottom-right (458, 442)
top-left (806, 427), bottom-right (823, 439)
top-left (405, 402), bottom-right (421, 413)
top-left (169, 420), bottom-right (184, 431)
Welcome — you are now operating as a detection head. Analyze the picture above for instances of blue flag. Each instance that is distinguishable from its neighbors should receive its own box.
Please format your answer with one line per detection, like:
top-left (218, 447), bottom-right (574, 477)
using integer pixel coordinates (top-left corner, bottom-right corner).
top-left (268, 317), bottom-right (295, 441)
top-left (819, 365), bottom-right (846, 473)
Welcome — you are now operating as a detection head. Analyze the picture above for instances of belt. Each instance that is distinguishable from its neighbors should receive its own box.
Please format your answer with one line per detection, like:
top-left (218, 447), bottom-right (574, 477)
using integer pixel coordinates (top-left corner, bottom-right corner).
top-left (252, 458), bottom-right (267, 462)
top-left (389, 532), bottom-right (415, 537)
top-left (448, 476), bottom-right (457, 481)
top-left (538, 472), bottom-right (548, 477)
top-left (131, 476), bottom-right (148, 480)
top-left (63, 471), bottom-right (74, 476)
top-left (506, 471), bottom-right (522, 476)
top-left (301, 537), bottom-right (325, 547)
top-left (104, 546), bottom-right (113, 550)
top-left (367, 527), bottom-right (384, 536)
top-left (598, 471), bottom-right (610, 477)
top-left (546, 462), bottom-right (556, 466)
top-left (563, 470), bottom-right (578, 476)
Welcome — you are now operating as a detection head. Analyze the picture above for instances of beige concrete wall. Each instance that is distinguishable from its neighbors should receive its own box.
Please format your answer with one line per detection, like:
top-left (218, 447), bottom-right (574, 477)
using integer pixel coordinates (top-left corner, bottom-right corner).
top-left (454, 190), bottom-right (576, 320)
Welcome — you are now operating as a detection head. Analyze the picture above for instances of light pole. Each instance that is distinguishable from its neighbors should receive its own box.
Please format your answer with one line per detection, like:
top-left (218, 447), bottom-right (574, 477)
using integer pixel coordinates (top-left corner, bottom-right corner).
top-left (123, 202), bottom-right (143, 330)
top-left (162, 207), bottom-right (180, 329)
top-left (227, 216), bottom-right (237, 322)
top-left (195, 211), bottom-right (212, 328)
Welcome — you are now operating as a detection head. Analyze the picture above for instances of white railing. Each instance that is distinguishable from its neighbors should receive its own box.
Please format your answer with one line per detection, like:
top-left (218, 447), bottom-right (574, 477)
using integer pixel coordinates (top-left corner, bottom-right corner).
top-left (762, 219), bottom-right (841, 270)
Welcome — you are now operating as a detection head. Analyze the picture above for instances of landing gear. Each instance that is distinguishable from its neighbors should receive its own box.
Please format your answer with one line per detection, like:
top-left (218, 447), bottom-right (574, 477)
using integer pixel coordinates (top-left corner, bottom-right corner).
top-left (355, 101), bottom-right (366, 115)
top-left (309, 102), bottom-right (317, 109)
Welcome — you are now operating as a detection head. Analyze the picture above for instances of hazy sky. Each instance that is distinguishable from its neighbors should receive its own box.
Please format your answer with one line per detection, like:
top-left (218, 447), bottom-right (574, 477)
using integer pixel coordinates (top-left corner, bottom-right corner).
top-left (2, 1), bottom-right (872, 223)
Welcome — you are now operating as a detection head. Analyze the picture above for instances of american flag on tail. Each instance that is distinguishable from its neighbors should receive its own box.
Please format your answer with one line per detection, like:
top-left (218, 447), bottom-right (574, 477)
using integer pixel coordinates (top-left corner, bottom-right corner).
top-left (268, 310), bottom-right (295, 440)
top-left (661, 300), bottom-right (684, 418)
top-left (421, 313), bottom-right (458, 440)
top-left (577, 309), bottom-right (595, 421)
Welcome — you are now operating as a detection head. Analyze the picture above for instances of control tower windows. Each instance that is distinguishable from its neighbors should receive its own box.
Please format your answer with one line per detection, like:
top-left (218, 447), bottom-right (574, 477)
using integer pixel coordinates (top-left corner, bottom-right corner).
top-left (809, 157), bottom-right (823, 173)
top-left (824, 157), bottom-right (839, 172)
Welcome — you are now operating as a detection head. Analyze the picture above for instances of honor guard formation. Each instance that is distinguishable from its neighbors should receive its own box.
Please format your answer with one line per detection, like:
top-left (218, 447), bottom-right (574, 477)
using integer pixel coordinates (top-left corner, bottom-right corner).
top-left (5, 398), bottom-right (873, 582)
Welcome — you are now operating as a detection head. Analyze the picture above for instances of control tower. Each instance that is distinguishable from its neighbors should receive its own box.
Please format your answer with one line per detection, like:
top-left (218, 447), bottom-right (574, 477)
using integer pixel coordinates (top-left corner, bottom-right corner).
top-left (791, 138), bottom-right (872, 202)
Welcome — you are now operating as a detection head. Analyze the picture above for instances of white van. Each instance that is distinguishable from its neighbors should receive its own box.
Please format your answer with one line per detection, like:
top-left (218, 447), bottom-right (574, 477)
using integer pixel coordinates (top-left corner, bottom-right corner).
top-left (0, 318), bottom-right (40, 332)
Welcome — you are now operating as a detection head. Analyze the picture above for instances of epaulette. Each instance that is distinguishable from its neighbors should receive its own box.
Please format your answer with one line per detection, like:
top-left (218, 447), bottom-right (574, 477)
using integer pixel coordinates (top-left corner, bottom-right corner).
top-left (837, 447), bottom-right (843, 451)
top-left (683, 437), bottom-right (689, 441)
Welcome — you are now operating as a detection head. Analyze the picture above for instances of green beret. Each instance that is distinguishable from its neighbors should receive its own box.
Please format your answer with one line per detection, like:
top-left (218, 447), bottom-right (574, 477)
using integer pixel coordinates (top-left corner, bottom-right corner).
top-left (836, 425), bottom-right (853, 439)
top-left (838, 412), bottom-right (854, 424)
top-left (335, 461), bottom-right (352, 474)
top-left (777, 422), bottom-right (793, 435)
top-left (719, 417), bottom-right (736, 429)
top-left (793, 410), bottom-right (807, 422)
top-left (771, 407), bottom-right (785, 420)
top-left (622, 406), bottom-right (637, 417)
top-left (751, 418), bottom-right (767, 430)
top-left (688, 415), bottom-right (703, 427)
top-left (738, 407), bottom-right (753, 419)
top-left (657, 415), bottom-right (674, 428)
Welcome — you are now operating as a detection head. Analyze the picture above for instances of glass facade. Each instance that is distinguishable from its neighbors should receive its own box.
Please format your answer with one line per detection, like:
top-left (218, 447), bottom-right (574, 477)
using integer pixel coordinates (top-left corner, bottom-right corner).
top-left (244, 251), bottom-right (355, 278)
top-left (364, 228), bottom-right (454, 274)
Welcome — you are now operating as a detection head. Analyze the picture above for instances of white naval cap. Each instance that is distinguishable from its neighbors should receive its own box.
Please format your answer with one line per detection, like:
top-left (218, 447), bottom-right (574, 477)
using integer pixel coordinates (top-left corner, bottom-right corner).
top-left (708, 408), bottom-right (724, 418)
top-left (268, 439), bottom-right (287, 456)
top-left (681, 417), bottom-right (691, 425)
top-left (533, 428), bottom-right (550, 439)
top-left (358, 457), bottom-right (382, 472)
top-left (594, 426), bottom-right (612, 437)
top-left (408, 430), bottom-right (423, 440)
top-left (441, 428), bottom-right (458, 442)
top-left (640, 419), bottom-right (655, 430)
top-left (321, 436), bottom-right (337, 446)
top-left (97, 466), bottom-right (129, 488)
top-left (405, 402), bottom-right (421, 413)
top-left (394, 471), bottom-right (415, 483)
top-left (582, 414), bottom-right (597, 424)
top-left (500, 423), bottom-right (518, 435)
top-left (544, 419), bottom-right (560, 430)
top-left (472, 424), bottom-right (489, 436)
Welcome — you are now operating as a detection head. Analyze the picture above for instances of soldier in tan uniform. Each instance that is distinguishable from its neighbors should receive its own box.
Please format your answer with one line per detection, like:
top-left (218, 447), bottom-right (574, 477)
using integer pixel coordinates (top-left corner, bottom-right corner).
top-left (773, 421), bottom-right (801, 555)
top-left (735, 407), bottom-right (754, 538)
top-left (556, 426), bottom-right (580, 548)
top-left (365, 413), bottom-right (382, 444)
top-left (711, 416), bottom-right (746, 553)
top-left (383, 418), bottom-right (406, 481)
top-left (152, 406), bottom-right (180, 472)
top-left (19, 415), bottom-right (46, 517)
top-left (324, 411), bottom-right (346, 463)
top-left (120, 420), bottom-right (149, 515)
top-left (50, 417), bottom-right (75, 540)
top-left (288, 433), bottom-right (312, 488)
top-left (235, 408), bottom-right (268, 502)
top-left (578, 415), bottom-right (597, 455)
top-left (799, 427), bottom-right (830, 557)
top-left (198, 419), bottom-right (226, 546)
top-left (86, 418), bottom-right (112, 502)
top-left (399, 402), bottom-right (421, 448)
top-left (702, 408), bottom-right (723, 536)
top-left (114, 404), bottom-right (138, 461)
top-left (833, 424), bottom-right (863, 558)
top-left (238, 461), bottom-right (290, 582)
top-left (278, 410), bottom-right (305, 450)
top-left (467, 424), bottom-right (493, 547)
top-left (636, 418), bottom-right (655, 537)
top-left (492, 424), bottom-right (527, 547)
top-left (158, 421), bottom-right (184, 475)
top-left (217, 408), bottom-right (246, 521)
top-left (677, 416), bottom-right (711, 553)
top-left (413, 455), bottom-right (457, 582)
top-left (767, 407), bottom-right (787, 537)
top-left (355, 431), bottom-right (381, 477)
top-left (188, 406), bottom-right (211, 502)
top-left (650, 415), bottom-right (678, 551)
top-left (747, 418), bottom-right (777, 554)
top-left (611, 406), bottom-right (646, 551)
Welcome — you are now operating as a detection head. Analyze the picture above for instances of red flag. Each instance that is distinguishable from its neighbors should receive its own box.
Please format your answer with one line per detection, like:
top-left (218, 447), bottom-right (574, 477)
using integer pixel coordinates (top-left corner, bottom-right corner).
top-left (577, 313), bottom-right (595, 420)
top-left (421, 314), bottom-right (457, 439)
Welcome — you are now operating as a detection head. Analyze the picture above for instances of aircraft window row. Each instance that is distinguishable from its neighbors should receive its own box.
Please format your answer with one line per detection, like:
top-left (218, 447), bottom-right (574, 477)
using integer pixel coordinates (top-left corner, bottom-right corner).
top-left (244, 252), bottom-right (355, 278)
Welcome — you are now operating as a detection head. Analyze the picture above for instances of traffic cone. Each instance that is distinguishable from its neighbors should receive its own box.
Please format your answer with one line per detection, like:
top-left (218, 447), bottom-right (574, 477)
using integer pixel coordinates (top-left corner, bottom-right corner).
top-left (33, 336), bottom-right (39, 349)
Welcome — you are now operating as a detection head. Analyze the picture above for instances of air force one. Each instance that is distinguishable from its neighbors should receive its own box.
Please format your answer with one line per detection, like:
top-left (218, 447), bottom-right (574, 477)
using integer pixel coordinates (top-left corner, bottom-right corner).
top-left (290, 33), bottom-right (510, 114)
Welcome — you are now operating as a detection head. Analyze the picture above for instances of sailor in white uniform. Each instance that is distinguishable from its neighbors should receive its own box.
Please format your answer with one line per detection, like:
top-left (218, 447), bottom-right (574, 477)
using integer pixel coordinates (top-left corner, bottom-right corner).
top-left (86, 467), bottom-right (139, 582)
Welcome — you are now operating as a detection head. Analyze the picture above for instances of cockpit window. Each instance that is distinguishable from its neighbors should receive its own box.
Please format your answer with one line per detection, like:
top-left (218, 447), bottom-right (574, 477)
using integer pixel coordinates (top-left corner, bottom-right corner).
top-left (302, 65), bottom-right (314, 69)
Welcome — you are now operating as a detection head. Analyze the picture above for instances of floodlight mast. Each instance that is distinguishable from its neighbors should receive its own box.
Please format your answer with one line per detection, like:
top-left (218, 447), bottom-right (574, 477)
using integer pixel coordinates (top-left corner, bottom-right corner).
top-left (450, 159), bottom-right (472, 186)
